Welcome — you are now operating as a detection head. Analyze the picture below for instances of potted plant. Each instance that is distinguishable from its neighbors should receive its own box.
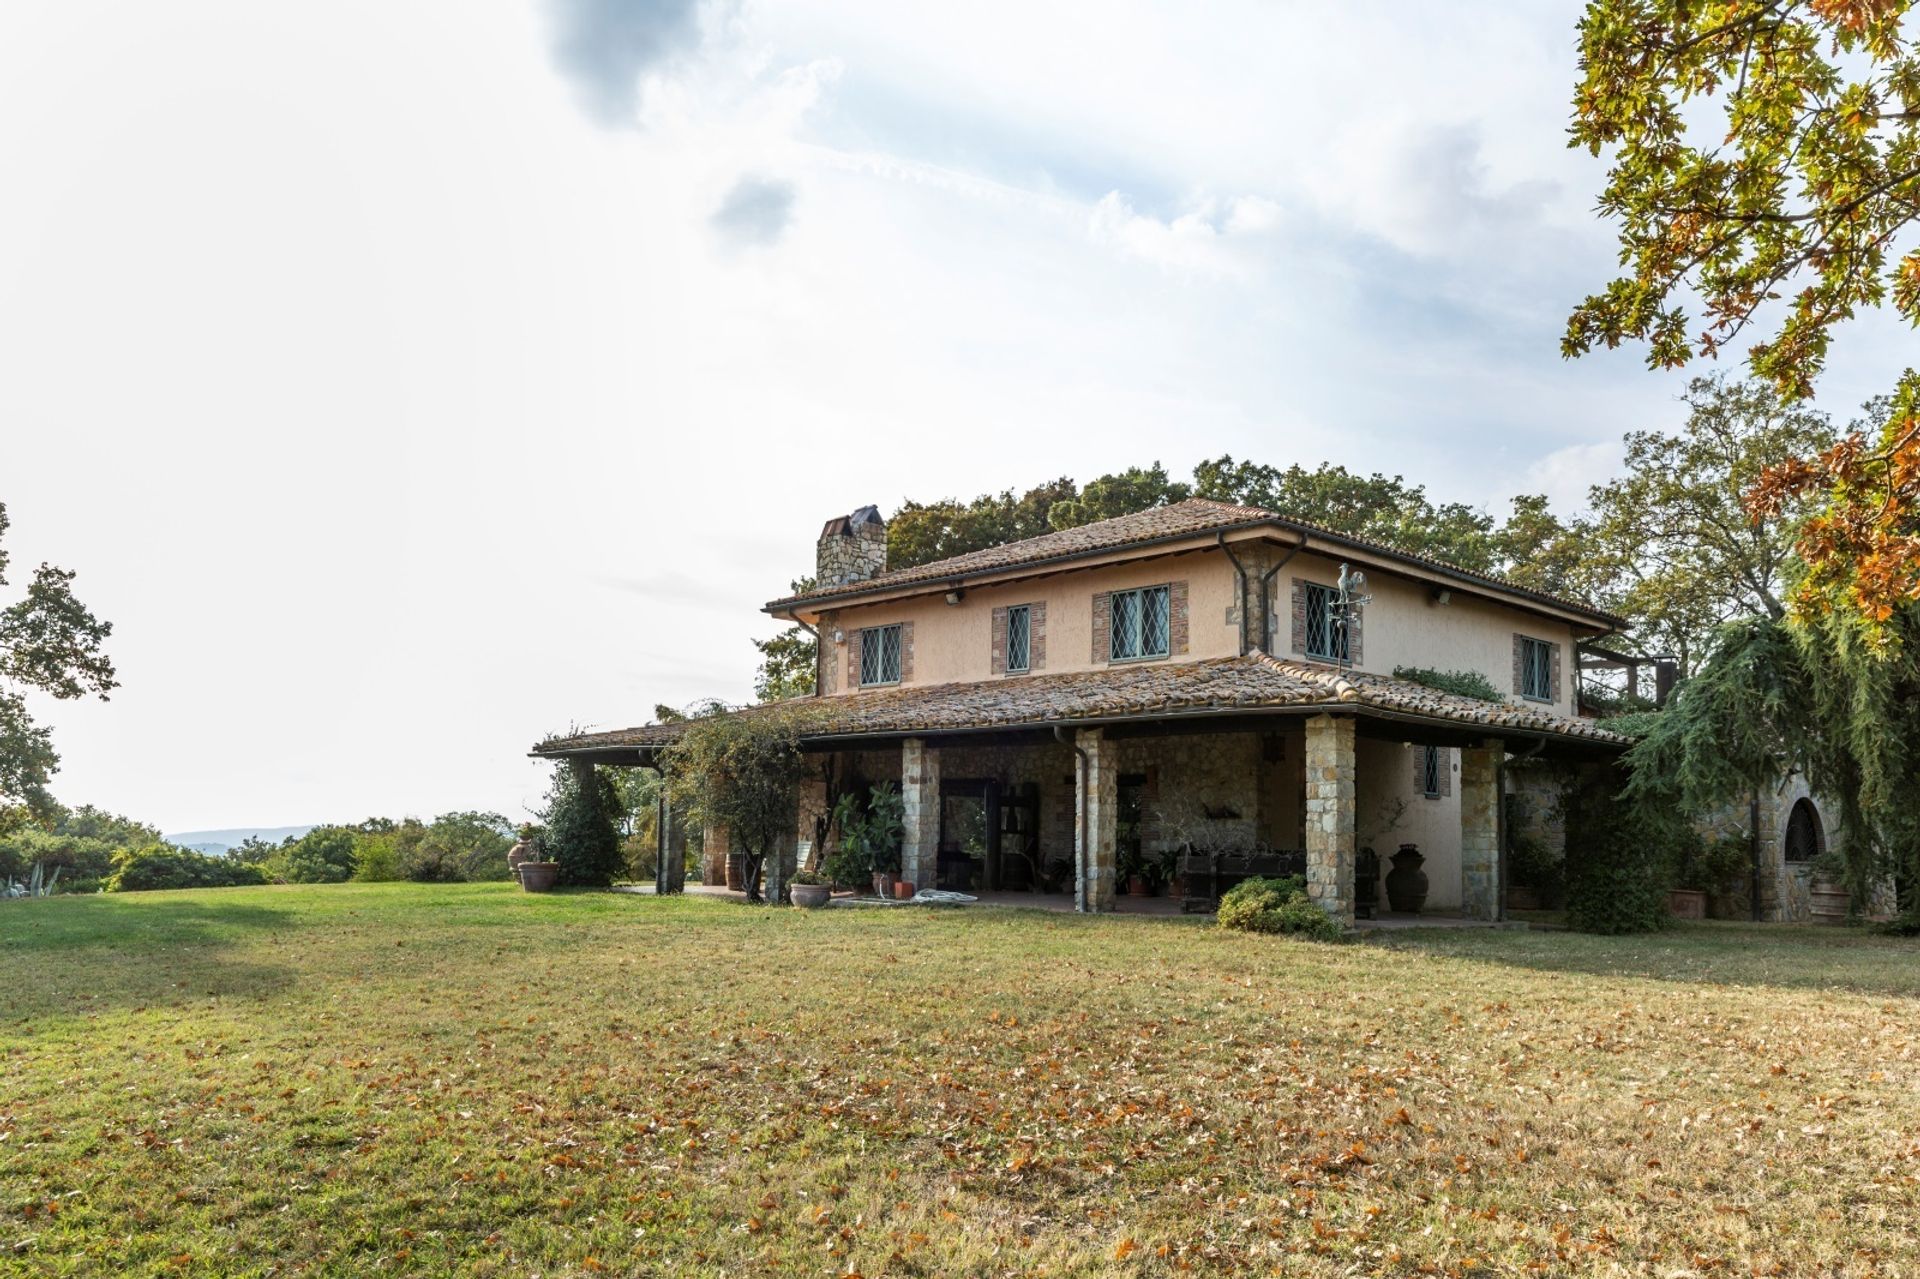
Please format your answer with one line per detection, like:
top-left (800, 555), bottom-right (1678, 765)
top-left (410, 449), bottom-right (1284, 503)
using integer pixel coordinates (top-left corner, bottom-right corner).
top-left (1119, 845), bottom-right (1152, 897)
top-left (1807, 850), bottom-right (1850, 923)
top-left (790, 869), bottom-right (831, 909)
top-left (1665, 828), bottom-right (1709, 920)
top-left (1505, 835), bottom-right (1563, 911)
top-left (507, 825), bottom-right (539, 876)
top-left (1384, 842), bottom-right (1427, 914)
top-left (518, 859), bottom-right (561, 893)
top-left (830, 783), bottom-right (904, 897)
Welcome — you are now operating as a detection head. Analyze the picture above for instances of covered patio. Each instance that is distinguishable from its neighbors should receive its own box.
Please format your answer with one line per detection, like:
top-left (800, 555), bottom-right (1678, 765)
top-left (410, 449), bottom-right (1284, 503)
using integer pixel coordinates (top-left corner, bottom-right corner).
top-left (538, 654), bottom-right (1626, 928)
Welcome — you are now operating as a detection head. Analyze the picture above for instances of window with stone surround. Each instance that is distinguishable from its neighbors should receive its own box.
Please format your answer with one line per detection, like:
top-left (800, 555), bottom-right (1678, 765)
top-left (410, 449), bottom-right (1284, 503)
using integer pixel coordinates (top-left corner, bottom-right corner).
top-left (1006, 604), bottom-right (1031, 673)
top-left (1303, 582), bottom-right (1348, 662)
top-left (859, 624), bottom-right (902, 686)
top-left (1109, 585), bottom-right (1170, 661)
top-left (1420, 746), bottom-right (1442, 798)
top-left (1517, 636), bottom-right (1554, 702)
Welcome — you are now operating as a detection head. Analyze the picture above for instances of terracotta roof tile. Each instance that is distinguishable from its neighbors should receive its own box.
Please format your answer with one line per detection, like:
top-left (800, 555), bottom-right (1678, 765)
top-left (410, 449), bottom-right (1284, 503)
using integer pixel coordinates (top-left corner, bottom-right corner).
top-left (766, 497), bottom-right (1622, 626)
top-left (534, 655), bottom-right (1628, 756)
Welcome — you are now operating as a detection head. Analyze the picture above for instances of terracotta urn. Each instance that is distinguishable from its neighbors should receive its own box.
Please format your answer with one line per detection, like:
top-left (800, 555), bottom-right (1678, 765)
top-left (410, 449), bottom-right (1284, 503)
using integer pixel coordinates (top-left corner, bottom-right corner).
top-left (873, 872), bottom-right (898, 898)
top-left (791, 882), bottom-right (831, 909)
top-left (1385, 843), bottom-right (1428, 914)
top-left (518, 861), bottom-right (561, 893)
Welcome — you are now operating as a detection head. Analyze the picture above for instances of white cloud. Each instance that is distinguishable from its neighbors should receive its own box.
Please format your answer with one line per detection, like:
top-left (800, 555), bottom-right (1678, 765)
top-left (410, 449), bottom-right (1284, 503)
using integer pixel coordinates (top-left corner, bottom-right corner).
top-left (0, 0), bottom-right (1889, 831)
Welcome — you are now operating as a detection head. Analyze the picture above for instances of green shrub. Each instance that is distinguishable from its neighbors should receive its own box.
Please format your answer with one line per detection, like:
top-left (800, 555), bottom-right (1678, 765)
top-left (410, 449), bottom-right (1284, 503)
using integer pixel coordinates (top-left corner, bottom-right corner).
top-left (1391, 666), bottom-right (1502, 703)
top-left (105, 844), bottom-right (268, 892)
top-left (1563, 781), bottom-right (1672, 934)
top-left (1216, 875), bottom-right (1343, 941)
top-left (351, 834), bottom-right (402, 882)
top-left (540, 765), bottom-right (624, 888)
top-left (1508, 834), bottom-right (1565, 903)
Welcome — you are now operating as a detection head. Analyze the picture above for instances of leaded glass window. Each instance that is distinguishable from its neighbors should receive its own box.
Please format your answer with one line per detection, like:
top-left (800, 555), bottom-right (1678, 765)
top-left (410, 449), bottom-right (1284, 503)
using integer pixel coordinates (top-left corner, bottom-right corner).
top-left (1110, 586), bottom-right (1170, 661)
top-left (1520, 636), bottom-right (1553, 701)
top-left (1006, 605), bottom-right (1031, 673)
top-left (860, 624), bottom-right (902, 686)
top-left (1304, 582), bottom-right (1348, 661)
top-left (1421, 746), bottom-right (1442, 798)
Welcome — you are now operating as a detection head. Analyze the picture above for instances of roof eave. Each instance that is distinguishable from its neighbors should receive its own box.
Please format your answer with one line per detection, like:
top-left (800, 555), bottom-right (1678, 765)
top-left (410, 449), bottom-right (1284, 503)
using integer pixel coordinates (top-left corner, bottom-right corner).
top-left (765, 516), bottom-right (1625, 631)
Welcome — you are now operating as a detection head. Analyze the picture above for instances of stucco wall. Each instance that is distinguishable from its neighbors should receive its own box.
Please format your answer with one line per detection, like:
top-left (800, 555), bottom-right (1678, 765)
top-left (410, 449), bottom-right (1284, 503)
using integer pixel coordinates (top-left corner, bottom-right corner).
top-left (819, 548), bottom-right (1240, 693)
top-left (1271, 551), bottom-right (1585, 718)
top-left (1356, 737), bottom-right (1464, 910)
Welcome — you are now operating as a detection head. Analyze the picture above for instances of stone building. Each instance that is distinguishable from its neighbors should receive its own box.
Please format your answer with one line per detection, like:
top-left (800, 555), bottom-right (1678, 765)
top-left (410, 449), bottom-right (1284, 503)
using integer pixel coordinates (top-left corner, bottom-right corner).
top-left (536, 499), bottom-right (1634, 923)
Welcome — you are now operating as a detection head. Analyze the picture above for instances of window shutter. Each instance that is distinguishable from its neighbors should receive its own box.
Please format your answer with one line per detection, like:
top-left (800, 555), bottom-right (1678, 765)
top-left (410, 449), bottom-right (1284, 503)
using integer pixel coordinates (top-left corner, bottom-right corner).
top-left (1092, 592), bottom-right (1111, 663)
top-left (900, 622), bottom-right (914, 682)
top-left (1549, 641), bottom-right (1562, 705)
top-left (1440, 748), bottom-right (1452, 797)
top-left (1511, 634), bottom-right (1525, 696)
top-left (1169, 580), bottom-right (1189, 654)
top-left (1412, 749), bottom-right (1427, 793)
top-left (1290, 580), bottom-right (1307, 654)
top-left (848, 628), bottom-right (862, 691)
top-left (990, 606), bottom-right (1007, 675)
top-left (1030, 602), bottom-right (1047, 670)
top-left (1348, 600), bottom-right (1363, 665)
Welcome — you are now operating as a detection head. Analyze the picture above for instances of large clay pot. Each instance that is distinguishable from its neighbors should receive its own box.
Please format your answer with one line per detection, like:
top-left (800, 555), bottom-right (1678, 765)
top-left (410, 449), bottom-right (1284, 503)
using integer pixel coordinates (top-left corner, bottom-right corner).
top-left (791, 883), bottom-right (831, 909)
top-left (1385, 844), bottom-right (1428, 914)
top-left (892, 880), bottom-right (916, 900)
top-left (1126, 875), bottom-right (1152, 897)
top-left (518, 861), bottom-right (561, 893)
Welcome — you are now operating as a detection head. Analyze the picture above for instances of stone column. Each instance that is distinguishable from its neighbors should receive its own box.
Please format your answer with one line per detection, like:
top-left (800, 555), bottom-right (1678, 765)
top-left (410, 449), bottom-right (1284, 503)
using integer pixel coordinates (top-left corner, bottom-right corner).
top-left (701, 822), bottom-right (730, 887)
top-left (1459, 740), bottom-right (1503, 921)
top-left (657, 792), bottom-right (687, 894)
top-left (901, 738), bottom-right (941, 891)
top-left (1075, 728), bottom-right (1118, 913)
top-left (1304, 714), bottom-right (1356, 927)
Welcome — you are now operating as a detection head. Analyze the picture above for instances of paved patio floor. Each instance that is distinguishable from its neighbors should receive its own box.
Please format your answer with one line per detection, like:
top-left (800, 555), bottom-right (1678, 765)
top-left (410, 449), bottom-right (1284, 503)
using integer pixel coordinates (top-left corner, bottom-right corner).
top-left (614, 882), bottom-right (1524, 929)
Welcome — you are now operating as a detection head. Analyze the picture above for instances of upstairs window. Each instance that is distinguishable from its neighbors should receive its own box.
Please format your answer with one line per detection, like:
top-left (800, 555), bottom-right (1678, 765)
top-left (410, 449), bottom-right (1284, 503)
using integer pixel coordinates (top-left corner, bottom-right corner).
top-left (859, 624), bottom-right (902, 686)
top-left (1519, 636), bottom-right (1553, 702)
top-left (1304, 582), bottom-right (1349, 662)
top-left (1110, 585), bottom-right (1170, 661)
top-left (1006, 604), bottom-right (1031, 673)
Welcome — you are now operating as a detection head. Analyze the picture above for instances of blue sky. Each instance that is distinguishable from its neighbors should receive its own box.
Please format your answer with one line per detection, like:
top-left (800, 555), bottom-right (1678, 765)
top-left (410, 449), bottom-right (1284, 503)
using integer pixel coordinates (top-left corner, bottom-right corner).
top-left (0, 0), bottom-right (1900, 830)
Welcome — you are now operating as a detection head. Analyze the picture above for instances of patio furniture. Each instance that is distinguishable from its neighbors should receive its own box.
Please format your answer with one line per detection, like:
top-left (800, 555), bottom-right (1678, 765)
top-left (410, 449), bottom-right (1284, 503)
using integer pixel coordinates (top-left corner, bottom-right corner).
top-left (1178, 844), bottom-right (1308, 913)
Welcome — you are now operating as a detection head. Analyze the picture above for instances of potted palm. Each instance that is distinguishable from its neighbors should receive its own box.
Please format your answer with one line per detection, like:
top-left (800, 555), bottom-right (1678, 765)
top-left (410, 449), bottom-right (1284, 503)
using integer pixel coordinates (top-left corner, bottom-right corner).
top-left (790, 869), bottom-right (831, 909)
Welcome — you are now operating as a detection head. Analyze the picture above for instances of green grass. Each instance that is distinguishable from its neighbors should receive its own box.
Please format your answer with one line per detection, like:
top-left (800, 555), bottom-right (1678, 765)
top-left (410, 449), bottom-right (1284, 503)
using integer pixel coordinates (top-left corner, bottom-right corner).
top-left (4, 884), bottom-right (1919, 1276)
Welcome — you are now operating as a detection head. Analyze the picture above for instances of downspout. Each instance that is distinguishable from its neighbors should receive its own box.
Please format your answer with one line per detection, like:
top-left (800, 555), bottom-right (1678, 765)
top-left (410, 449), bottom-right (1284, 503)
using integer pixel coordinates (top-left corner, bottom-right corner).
top-left (1218, 532), bottom-right (1303, 656)
top-left (1749, 787), bottom-right (1763, 922)
top-left (1054, 724), bottom-right (1092, 912)
top-left (783, 614), bottom-right (822, 697)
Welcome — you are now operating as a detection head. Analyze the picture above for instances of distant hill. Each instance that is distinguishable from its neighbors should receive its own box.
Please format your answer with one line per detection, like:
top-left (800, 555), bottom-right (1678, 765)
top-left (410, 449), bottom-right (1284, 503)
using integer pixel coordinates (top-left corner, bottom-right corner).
top-left (164, 825), bottom-right (316, 856)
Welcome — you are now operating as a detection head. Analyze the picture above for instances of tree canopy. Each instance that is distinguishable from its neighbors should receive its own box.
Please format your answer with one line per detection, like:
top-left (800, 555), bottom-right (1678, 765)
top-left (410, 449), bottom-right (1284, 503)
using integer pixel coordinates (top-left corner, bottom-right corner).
top-left (0, 503), bottom-right (116, 825)
top-left (1567, 0), bottom-right (1920, 638)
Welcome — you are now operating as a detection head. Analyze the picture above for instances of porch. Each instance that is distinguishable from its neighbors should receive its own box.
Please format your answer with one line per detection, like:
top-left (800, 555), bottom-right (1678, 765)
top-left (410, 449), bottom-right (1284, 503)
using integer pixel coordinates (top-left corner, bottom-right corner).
top-left (619, 881), bottom-right (1523, 928)
top-left (708, 712), bottom-right (1560, 928)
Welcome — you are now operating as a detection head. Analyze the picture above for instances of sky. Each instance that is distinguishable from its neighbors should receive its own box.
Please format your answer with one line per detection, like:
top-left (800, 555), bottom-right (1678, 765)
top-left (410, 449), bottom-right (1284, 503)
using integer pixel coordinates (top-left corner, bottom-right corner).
top-left (0, 1), bottom-right (1902, 834)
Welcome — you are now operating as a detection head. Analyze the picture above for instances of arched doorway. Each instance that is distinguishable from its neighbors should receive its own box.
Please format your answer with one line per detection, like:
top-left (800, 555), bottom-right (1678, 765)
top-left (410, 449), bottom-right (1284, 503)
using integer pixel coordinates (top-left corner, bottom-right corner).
top-left (1784, 798), bottom-right (1824, 865)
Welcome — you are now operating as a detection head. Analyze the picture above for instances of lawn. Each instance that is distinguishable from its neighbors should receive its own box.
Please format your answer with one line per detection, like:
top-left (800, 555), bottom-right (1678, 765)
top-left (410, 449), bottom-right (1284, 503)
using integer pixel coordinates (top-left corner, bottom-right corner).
top-left (4, 885), bottom-right (1918, 1277)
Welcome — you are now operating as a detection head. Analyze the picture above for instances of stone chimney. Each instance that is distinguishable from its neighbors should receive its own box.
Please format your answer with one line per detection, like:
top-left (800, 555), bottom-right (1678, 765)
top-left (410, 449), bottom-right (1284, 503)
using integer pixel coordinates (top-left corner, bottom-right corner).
top-left (816, 505), bottom-right (888, 586)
